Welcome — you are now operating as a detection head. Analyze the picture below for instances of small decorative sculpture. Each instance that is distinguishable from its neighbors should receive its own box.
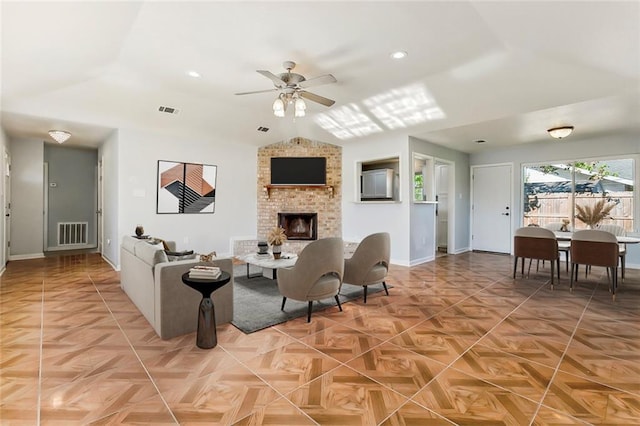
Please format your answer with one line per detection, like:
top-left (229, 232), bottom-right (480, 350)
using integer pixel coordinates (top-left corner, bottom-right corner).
top-left (199, 251), bottom-right (217, 262)
top-left (257, 241), bottom-right (268, 254)
top-left (135, 225), bottom-right (144, 237)
top-left (560, 219), bottom-right (570, 232)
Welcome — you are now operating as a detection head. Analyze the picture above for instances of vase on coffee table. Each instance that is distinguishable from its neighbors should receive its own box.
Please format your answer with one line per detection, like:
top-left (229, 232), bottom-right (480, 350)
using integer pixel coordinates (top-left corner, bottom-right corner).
top-left (272, 244), bottom-right (282, 259)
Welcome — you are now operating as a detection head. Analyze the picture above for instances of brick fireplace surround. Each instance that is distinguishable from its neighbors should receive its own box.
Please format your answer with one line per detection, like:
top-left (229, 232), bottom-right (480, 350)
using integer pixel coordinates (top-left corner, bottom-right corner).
top-left (255, 137), bottom-right (342, 254)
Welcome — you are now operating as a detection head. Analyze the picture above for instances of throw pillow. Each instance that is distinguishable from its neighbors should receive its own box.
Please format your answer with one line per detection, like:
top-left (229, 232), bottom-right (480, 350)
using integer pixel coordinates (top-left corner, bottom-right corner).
top-left (165, 250), bottom-right (196, 262)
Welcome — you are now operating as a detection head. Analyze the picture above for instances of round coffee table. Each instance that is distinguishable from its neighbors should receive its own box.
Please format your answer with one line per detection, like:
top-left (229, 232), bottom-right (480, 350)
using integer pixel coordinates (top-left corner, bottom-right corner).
top-left (181, 271), bottom-right (231, 349)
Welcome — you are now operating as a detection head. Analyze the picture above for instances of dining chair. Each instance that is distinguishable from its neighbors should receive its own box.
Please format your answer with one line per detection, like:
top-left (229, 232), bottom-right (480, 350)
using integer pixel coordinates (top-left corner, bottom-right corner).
top-left (543, 222), bottom-right (571, 272)
top-left (513, 227), bottom-right (560, 288)
top-left (596, 224), bottom-right (627, 280)
top-left (570, 230), bottom-right (619, 300)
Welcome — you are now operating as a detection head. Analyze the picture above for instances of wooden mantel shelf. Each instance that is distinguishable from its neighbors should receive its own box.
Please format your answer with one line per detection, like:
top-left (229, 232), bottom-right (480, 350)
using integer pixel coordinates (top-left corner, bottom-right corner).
top-left (263, 184), bottom-right (334, 199)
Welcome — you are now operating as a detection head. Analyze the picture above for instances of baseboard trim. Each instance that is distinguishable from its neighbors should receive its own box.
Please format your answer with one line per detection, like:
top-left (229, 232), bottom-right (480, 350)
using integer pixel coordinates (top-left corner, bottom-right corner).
top-left (102, 254), bottom-right (118, 271)
top-left (9, 253), bottom-right (45, 261)
top-left (409, 256), bottom-right (435, 266)
top-left (46, 244), bottom-right (97, 252)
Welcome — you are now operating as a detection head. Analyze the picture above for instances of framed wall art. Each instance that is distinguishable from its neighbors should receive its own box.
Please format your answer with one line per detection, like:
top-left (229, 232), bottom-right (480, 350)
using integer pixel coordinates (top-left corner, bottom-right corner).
top-left (157, 160), bottom-right (217, 214)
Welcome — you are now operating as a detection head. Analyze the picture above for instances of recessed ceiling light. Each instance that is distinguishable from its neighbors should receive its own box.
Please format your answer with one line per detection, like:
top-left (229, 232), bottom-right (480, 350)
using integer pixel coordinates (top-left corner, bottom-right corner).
top-left (390, 50), bottom-right (408, 60)
top-left (186, 70), bottom-right (201, 78)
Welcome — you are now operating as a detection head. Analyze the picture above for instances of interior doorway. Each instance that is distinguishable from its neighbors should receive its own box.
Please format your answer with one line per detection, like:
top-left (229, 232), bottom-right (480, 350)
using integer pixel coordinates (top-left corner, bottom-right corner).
top-left (435, 159), bottom-right (453, 254)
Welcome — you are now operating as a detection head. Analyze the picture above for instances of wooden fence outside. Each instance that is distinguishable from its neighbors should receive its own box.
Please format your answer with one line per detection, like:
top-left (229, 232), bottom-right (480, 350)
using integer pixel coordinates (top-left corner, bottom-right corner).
top-left (524, 191), bottom-right (634, 232)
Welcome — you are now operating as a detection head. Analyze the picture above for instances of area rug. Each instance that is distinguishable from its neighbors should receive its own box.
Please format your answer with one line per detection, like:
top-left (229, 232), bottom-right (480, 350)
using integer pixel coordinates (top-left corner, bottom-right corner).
top-left (231, 274), bottom-right (388, 333)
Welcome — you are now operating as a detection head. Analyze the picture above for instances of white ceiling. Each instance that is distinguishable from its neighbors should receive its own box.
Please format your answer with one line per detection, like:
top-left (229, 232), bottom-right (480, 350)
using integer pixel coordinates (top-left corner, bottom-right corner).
top-left (2, 1), bottom-right (639, 153)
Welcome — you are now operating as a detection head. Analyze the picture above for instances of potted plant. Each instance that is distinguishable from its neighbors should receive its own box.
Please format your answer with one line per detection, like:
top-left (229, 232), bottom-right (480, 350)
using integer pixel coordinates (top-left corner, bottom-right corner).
top-left (575, 199), bottom-right (615, 229)
top-left (267, 226), bottom-right (287, 259)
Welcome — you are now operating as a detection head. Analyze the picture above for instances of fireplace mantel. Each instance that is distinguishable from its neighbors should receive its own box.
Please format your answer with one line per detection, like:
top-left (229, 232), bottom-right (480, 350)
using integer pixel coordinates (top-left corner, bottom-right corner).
top-left (263, 184), bottom-right (334, 199)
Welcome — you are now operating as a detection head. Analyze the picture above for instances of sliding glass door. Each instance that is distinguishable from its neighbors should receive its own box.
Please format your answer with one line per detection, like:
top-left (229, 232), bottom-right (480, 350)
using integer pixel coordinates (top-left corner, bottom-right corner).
top-left (523, 158), bottom-right (634, 232)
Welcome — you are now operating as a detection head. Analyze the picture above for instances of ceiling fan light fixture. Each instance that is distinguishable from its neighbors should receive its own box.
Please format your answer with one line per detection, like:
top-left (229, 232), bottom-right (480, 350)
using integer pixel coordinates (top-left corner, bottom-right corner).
top-left (48, 130), bottom-right (71, 144)
top-left (294, 97), bottom-right (306, 117)
top-left (547, 126), bottom-right (574, 139)
top-left (273, 96), bottom-right (285, 117)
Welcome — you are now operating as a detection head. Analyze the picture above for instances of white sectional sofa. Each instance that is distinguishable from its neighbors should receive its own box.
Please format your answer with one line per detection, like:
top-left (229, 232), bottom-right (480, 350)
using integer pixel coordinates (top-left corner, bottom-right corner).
top-left (120, 236), bottom-right (234, 339)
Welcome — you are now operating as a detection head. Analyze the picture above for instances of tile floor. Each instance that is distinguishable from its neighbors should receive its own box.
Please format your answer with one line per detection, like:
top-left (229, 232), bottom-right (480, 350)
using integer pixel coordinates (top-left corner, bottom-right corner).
top-left (1, 252), bottom-right (639, 425)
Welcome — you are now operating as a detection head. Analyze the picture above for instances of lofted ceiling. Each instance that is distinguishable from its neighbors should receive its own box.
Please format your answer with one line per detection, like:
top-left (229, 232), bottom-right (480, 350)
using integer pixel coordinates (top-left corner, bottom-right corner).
top-left (1, 1), bottom-right (639, 153)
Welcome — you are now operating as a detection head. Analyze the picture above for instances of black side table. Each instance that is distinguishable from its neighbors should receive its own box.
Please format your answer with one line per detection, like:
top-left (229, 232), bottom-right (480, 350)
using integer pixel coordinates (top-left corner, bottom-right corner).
top-left (181, 271), bottom-right (231, 349)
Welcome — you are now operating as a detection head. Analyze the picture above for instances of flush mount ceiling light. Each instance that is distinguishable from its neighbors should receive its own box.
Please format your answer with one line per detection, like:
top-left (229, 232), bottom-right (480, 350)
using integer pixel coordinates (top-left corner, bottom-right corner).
top-left (547, 126), bottom-right (574, 139)
top-left (390, 50), bottom-right (408, 59)
top-left (48, 130), bottom-right (71, 144)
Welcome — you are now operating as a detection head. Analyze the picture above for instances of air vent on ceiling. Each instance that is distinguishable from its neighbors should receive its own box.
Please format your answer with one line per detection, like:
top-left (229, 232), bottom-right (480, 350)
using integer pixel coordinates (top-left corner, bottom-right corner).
top-left (158, 106), bottom-right (179, 114)
top-left (257, 126), bottom-right (269, 132)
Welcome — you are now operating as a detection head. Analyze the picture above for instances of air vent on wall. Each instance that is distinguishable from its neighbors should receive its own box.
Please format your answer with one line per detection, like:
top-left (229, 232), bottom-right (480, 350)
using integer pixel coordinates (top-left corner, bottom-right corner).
top-left (158, 106), bottom-right (179, 114)
top-left (257, 126), bottom-right (269, 132)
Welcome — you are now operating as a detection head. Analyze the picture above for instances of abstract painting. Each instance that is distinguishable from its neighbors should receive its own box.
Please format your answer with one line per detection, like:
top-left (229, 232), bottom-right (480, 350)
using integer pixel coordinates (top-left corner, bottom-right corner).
top-left (157, 160), bottom-right (217, 214)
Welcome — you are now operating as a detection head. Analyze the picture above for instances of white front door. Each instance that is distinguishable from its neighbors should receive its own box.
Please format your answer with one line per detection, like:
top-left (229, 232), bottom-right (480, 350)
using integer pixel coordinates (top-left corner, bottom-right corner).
top-left (472, 164), bottom-right (512, 253)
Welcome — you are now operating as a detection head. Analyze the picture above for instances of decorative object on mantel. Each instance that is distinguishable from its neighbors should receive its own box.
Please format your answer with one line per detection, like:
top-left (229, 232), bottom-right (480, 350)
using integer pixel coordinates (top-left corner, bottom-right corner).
top-left (157, 160), bottom-right (217, 214)
top-left (575, 199), bottom-right (615, 228)
top-left (267, 226), bottom-right (287, 259)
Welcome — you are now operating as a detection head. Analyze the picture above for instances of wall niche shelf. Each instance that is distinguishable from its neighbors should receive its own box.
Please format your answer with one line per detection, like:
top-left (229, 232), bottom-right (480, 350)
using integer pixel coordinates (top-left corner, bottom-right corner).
top-left (263, 184), bottom-right (334, 199)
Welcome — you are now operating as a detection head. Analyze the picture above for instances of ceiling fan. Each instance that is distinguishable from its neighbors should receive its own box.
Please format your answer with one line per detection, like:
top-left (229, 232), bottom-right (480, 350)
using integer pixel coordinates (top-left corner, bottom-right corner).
top-left (235, 61), bottom-right (336, 117)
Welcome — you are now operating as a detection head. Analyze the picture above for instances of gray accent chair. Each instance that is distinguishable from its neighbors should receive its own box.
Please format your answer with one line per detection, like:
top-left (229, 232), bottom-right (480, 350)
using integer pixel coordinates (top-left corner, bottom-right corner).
top-left (277, 237), bottom-right (344, 322)
top-left (343, 232), bottom-right (390, 303)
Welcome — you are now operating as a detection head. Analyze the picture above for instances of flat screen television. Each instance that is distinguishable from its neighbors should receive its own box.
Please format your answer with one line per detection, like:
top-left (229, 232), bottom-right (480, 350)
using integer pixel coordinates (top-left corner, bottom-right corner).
top-left (270, 157), bottom-right (326, 185)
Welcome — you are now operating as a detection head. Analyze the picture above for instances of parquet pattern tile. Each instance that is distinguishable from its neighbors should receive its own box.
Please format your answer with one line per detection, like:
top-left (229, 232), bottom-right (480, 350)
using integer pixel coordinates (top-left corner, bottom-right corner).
top-left (2, 251), bottom-right (640, 425)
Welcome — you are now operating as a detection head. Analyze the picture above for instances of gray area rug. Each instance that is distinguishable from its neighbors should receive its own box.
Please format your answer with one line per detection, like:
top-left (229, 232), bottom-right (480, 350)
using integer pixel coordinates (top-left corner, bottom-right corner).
top-left (231, 274), bottom-right (387, 333)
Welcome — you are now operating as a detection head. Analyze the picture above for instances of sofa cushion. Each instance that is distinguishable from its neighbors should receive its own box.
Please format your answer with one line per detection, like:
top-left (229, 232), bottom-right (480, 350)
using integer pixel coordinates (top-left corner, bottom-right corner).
top-left (121, 235), bottom-right (140, 254)
top-left (135, 240), bottom-right (168, 266)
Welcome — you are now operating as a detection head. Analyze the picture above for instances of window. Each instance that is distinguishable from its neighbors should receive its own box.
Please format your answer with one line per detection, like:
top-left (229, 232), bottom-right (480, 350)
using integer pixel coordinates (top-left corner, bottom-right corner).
top-left (523, 158), bottom-right (634, 232)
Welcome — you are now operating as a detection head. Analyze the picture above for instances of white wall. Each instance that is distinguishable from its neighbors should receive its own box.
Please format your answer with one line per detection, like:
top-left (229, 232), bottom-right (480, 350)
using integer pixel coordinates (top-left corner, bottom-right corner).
top-left (410, 137), bottom-right (471, 254)
top-left (116, 127), bottom-right (257, 267)
top-left (10, 139), bottom-right (44, 259)
top-left (98, 130), bottom-right (119, 267)
top-left (342, 133), bottom-right (410, 265)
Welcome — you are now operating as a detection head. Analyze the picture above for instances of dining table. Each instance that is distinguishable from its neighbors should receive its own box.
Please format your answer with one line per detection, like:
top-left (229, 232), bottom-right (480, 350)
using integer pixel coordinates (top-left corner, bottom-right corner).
top-left (553, 231), bottom-right (640, 245)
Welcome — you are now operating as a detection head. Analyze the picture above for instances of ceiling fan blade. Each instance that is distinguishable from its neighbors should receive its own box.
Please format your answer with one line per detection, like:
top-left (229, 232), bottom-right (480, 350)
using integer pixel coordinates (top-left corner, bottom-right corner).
top-left (298, 74), bottom-right (337, 89)
top-left (235, 88), bottom-right (278, 96)
top-left (299, 91), bottom-right (335, 107)
top-left (257, 70), bottom-right (287, 88)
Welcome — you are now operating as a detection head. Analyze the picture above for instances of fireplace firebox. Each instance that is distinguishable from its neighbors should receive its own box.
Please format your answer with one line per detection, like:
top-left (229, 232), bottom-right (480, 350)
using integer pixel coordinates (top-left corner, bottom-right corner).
top-left (278, 213), bottom-right (317, 240)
